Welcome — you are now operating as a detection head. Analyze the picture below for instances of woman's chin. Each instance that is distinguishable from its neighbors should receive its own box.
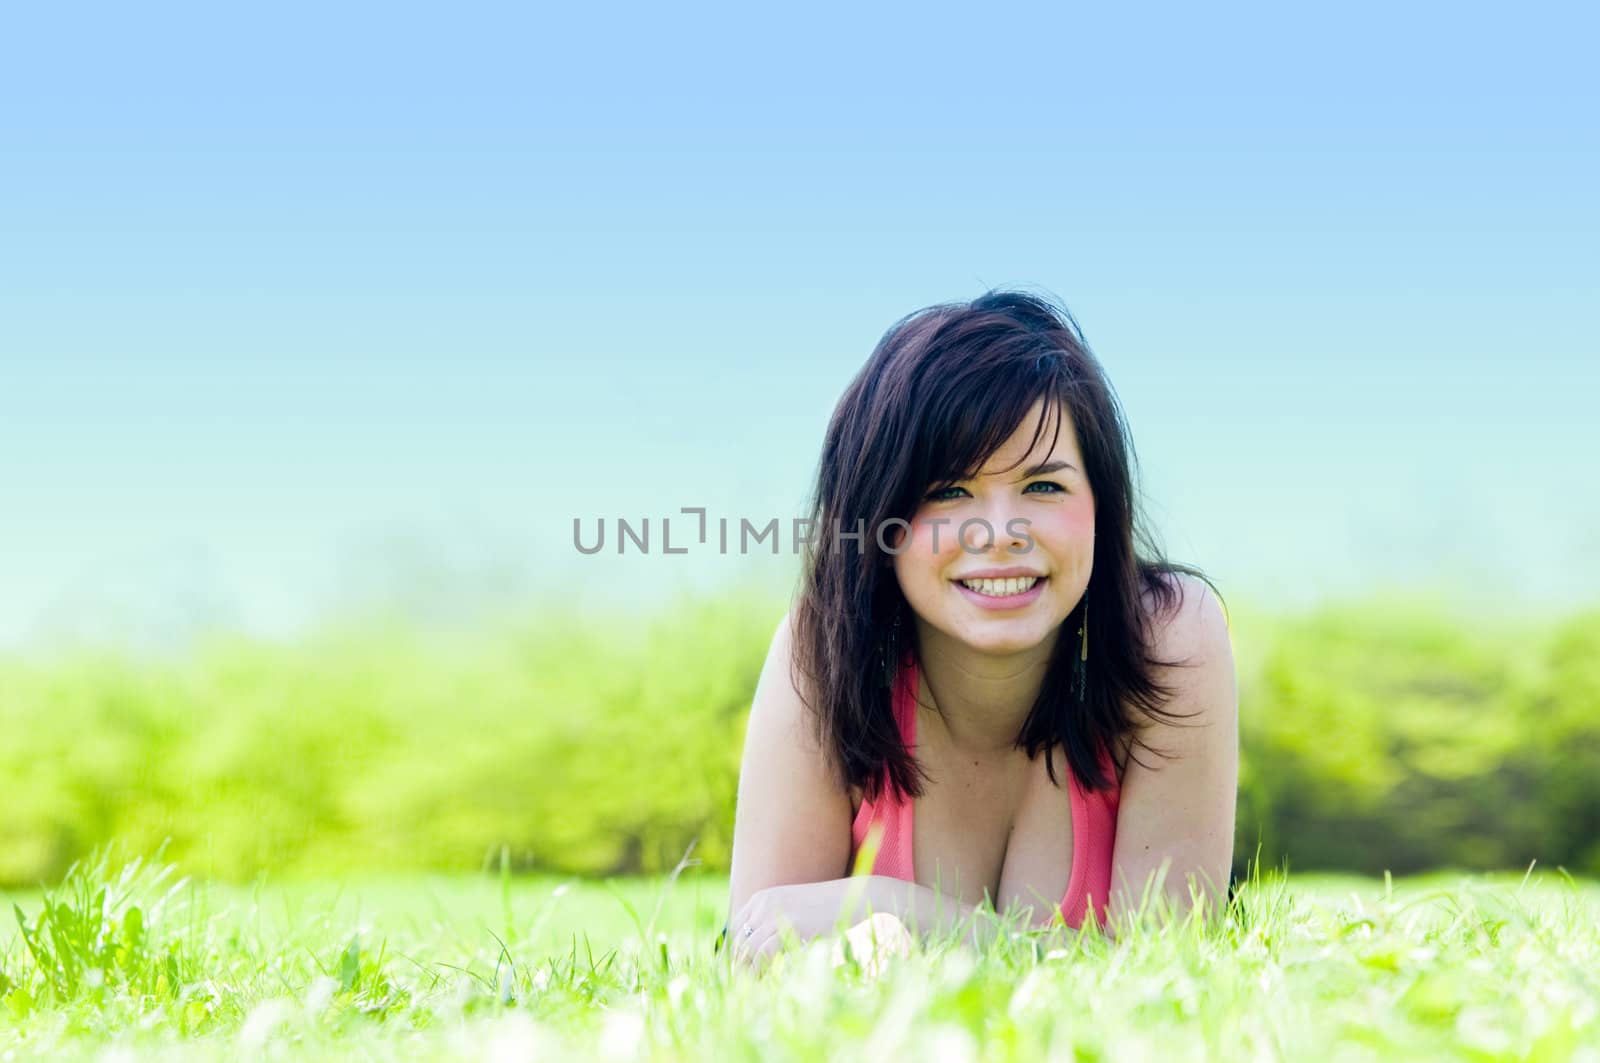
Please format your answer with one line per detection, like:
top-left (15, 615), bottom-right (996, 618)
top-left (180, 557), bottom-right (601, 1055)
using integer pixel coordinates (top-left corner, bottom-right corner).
top-left (948, 622), bottom-right (1059, 658)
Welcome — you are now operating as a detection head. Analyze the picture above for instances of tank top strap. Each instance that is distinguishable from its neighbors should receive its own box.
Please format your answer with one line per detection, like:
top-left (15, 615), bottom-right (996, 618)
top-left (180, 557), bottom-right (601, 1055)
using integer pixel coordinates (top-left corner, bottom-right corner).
top-left (850, 646), bottom-right (920, 878)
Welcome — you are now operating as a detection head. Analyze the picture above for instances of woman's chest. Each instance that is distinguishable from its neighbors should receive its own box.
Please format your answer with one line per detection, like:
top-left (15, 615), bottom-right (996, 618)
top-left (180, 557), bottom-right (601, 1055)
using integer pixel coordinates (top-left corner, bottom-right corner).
top-left (852, 743), bottom-right (1101, 918)
top-left (916, 748), bottom-right (1076, 916)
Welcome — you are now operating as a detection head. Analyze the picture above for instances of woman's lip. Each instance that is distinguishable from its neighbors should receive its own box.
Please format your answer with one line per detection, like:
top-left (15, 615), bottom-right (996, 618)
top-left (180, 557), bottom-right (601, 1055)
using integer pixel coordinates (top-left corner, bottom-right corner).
top-left (951, 575), bottom-right (1048, 611)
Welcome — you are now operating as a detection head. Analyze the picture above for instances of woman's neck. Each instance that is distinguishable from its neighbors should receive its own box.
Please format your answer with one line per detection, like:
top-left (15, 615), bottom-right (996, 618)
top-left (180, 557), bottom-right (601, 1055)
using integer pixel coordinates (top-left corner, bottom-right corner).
top-left (910, 621), bottom-right (1062, 758)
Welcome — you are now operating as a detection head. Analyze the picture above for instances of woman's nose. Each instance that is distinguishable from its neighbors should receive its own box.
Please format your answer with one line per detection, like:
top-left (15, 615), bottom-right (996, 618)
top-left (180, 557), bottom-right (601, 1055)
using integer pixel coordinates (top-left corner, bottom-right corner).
top-left (959, 496), bottom-right (1023, 554)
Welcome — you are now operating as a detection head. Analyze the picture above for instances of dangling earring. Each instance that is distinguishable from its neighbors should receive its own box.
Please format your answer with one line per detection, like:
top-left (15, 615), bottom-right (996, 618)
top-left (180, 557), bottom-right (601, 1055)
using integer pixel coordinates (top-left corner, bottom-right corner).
top-left (879, 605), bottom-right (902, 690)
top-left (1072, 595), bottom-right (1089, 702)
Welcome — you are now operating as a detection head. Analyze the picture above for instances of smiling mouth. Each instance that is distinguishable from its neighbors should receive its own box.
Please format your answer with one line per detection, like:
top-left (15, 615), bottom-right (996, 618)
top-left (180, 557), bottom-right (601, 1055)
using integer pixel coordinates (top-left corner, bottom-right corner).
top-left (954, 575), bottom-right (1044, 598)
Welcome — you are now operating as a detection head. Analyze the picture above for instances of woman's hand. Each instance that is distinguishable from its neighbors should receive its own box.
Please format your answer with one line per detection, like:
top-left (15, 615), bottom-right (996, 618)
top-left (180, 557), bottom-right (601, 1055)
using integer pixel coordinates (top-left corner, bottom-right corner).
top-left (829, 912), bottom-right (914, 977)
top-left (728, 875), bottom-right (899, 972)
top-left (729, 870), bottom-right (1004, 973)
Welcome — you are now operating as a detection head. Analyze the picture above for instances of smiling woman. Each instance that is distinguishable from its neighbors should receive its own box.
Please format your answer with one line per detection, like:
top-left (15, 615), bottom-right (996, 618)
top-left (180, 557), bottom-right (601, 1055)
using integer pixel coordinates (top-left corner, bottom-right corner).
top-left (723, 289), bottom-right (1239, 969)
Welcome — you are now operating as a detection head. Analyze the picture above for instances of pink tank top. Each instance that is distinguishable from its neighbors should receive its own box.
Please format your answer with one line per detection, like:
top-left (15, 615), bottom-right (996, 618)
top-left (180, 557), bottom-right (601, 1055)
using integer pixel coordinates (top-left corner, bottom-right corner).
top-left (849, 646), bottom-right (1122, 931)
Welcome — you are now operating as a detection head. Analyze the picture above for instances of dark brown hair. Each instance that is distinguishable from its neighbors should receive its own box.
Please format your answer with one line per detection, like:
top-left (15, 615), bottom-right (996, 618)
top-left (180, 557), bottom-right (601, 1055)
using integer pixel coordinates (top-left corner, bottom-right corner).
top-left (789, 288), bottom-right (1224, 804)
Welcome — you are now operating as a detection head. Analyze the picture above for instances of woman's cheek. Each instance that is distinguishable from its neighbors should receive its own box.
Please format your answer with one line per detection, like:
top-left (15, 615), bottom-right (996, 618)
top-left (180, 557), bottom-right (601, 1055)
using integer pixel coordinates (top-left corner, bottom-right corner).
top-left (911, 512), bottom-right (967, 561)
top-left (1068, 503), bottom-right (1097, 559)
top-left (1021, 501), bottom-right (1093, 554)
top-left (1075, 496), bottom-right (1097, 537)
top-left (1060, 497), bottom-right (1095, 536)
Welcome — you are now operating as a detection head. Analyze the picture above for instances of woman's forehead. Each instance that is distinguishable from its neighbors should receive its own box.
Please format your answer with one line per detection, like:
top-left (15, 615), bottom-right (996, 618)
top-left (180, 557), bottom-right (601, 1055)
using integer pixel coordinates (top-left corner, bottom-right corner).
top-left (964, 400), bottom-right (1080, 475)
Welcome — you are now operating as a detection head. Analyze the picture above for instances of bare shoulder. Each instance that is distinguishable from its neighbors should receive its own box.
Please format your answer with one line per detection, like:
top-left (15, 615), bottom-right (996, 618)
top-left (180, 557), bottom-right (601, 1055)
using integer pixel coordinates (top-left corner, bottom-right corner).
top-left (727, 607), bottom-right (855, 921)
top-left (1140, 570), bottom-right (1229, 664)
top-left (745, 610), bottom-right (841, 790)
top-left (1123, 571), bottom-right (1234, 755)
top-left (1110, 571), bottom-right (1240, 906)
top-left (752, 610), bottom-right (821, 750)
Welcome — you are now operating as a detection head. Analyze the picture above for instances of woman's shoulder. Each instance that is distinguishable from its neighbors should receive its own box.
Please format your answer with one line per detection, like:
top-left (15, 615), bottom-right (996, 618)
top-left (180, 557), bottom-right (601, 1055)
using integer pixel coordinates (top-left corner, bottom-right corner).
top-left (1141, 570), bottom-right (1226, 653)
top-left (1136, 570), bottom-right (1229, 671)
top-left (1122, 569), bottom-right (1229, 752)
top-left (1138, 568), bottom-right (1204, 622)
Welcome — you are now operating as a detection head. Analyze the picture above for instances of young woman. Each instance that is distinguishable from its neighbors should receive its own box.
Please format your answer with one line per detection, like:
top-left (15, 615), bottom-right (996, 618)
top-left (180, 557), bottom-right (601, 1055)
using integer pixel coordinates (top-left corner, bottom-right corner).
top-left (725, 290), bottom-right (1239, 970)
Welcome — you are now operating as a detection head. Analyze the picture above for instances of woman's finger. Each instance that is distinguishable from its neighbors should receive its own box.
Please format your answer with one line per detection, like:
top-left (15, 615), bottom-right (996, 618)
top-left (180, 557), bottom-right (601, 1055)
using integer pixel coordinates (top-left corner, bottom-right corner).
top-left (744, 929), bottom-right (782, 973)
top-left (728, 895), bottom-right (764, 950)
top-left (732, 922), bottom-right (786, 972)
top-left (728, 920), bottom-right (763, 969)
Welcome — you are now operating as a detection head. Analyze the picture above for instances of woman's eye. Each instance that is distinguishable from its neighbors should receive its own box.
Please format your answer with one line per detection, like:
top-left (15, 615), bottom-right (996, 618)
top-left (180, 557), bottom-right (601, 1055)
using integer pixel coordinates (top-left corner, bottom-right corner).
top-left (926, 481), bottom-right (1064, 501)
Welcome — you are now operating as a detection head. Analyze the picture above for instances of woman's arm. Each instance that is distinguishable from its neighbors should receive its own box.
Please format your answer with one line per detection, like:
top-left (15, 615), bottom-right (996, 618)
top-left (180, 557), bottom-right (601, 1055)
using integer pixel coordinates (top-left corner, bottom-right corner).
top-left (726, 874), bottom-right (1015, 967)
top-left (1105, 575), bottom-right (1240, 935)
top-left (726, 612), bottom-right (856, 933)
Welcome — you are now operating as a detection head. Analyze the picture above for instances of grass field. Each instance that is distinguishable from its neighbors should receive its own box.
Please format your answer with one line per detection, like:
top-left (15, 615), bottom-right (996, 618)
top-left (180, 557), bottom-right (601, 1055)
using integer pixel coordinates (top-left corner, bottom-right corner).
top-left (1, 851), bottom-right (1596, 1060)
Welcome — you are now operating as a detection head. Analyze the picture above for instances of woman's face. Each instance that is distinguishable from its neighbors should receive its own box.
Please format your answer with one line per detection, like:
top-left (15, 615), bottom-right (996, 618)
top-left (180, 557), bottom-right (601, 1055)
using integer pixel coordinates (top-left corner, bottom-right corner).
top-left (889, 398), bottom-right (1095, 658)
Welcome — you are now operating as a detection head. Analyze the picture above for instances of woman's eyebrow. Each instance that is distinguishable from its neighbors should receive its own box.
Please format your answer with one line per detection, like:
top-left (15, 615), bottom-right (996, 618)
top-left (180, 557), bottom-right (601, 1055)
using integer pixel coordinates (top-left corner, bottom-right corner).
top-left (947, 458), bottom-right (1078, 483)
top-left (1015, 459), bottom-right (1077, 479)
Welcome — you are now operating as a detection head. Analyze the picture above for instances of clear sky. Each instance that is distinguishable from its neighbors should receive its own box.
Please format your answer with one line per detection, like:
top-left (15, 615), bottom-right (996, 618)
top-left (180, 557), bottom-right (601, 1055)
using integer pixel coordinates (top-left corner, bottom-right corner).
top-left (2, 1), bottom-right (1595, 654)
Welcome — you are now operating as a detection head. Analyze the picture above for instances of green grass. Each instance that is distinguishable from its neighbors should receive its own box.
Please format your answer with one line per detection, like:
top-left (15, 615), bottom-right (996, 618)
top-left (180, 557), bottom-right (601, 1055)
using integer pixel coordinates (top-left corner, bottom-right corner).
top-left (1, 850), bottom-right (1596, 1060)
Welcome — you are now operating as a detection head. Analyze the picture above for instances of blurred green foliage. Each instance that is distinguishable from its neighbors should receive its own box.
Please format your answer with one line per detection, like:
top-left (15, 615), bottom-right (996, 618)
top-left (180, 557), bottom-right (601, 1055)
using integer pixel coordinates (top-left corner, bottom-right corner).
top-left (0, 589), bottom-right (1595, 886)
top-left (1234, 596), bottom-right (1600, 878)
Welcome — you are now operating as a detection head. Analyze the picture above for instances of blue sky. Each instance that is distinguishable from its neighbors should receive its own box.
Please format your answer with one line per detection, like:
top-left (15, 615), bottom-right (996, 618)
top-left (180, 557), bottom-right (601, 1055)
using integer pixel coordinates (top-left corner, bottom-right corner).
top-left (1, 2), bottom-right (1595, 653)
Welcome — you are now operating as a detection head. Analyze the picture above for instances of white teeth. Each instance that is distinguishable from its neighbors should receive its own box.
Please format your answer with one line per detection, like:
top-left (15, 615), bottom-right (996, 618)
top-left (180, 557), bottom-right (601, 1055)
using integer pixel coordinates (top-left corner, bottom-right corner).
top-left (959, 576), bottom-right (1039, 597)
